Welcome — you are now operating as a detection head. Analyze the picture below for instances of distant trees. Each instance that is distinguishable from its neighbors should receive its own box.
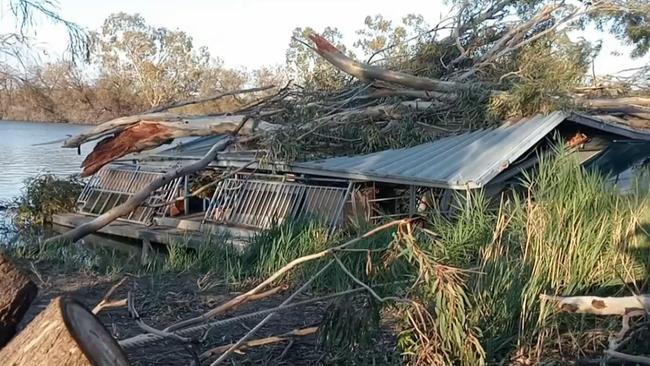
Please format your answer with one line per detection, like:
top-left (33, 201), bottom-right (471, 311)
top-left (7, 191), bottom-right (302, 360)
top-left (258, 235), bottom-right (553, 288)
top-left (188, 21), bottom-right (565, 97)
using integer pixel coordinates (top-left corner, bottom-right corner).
top-left (0, 12), bottom-right (280, 122)
top-left (93, 12), bottom-right (211, 108)
top-left (0, 0), bottom-right (648, 124)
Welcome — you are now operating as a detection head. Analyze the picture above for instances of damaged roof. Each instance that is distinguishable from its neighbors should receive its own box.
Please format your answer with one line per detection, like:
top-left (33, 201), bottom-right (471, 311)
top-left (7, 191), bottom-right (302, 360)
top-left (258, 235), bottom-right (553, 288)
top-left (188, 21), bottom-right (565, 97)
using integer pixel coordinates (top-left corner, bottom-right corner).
top-left (291, 112), bottom-right (567, 189)
top-left (133, 108), bottom-right (650, 190)
top-left (156, 135), bottom-right (228, 158)
top-left (291, 111), bottom-right (650, 189)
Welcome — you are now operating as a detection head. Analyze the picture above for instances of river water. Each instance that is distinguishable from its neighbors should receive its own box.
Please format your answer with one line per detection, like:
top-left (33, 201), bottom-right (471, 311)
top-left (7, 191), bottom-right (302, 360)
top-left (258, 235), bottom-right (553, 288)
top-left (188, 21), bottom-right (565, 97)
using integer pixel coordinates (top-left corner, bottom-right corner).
top-left (0, 120), bottom-right (93, 203)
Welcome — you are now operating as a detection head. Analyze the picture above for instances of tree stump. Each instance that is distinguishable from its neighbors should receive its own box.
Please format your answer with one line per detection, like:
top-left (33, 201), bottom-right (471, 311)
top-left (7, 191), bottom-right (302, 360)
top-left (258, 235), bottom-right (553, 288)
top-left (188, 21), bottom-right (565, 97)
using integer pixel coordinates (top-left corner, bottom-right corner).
top-left (0, 252), bottom-right (37, 348)
top-left (0, 296), bottom-right (130, 366)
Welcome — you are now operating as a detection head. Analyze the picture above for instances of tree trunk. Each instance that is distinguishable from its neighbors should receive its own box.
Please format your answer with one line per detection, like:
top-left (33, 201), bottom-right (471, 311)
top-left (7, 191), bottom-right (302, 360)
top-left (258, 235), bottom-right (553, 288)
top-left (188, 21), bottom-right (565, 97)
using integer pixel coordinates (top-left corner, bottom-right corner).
top-left (0, 252), bottom-right (37, 349)
top-left (307, 33), bottom-right (464, 94)
top-left (0, 296), bottom-right (129, 366)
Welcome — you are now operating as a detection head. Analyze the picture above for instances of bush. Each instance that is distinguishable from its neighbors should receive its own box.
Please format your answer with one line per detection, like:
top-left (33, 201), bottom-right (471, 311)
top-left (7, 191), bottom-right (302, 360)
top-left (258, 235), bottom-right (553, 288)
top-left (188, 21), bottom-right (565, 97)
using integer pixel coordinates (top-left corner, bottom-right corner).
top-left (9, 174), bottom-right (84, 229)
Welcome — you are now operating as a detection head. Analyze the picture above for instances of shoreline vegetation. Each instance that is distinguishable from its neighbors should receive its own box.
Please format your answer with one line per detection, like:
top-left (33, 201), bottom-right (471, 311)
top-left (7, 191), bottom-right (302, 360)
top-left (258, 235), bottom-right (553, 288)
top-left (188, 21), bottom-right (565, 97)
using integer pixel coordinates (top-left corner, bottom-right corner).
top-left (2, 154), bottom-right (649, 364)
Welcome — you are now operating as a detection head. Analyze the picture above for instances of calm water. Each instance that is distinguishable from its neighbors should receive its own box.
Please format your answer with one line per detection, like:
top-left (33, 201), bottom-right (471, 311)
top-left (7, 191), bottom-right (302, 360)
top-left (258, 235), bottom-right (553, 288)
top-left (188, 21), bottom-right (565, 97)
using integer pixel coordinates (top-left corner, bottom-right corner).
top-left (0, 120), bottom-right (94, 202)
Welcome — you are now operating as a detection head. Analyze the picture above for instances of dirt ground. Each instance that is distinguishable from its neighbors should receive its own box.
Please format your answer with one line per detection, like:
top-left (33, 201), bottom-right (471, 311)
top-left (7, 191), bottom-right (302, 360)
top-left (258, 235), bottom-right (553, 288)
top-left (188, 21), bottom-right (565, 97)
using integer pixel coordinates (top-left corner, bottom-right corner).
top-left (15, 258), bottom-right (400, 366)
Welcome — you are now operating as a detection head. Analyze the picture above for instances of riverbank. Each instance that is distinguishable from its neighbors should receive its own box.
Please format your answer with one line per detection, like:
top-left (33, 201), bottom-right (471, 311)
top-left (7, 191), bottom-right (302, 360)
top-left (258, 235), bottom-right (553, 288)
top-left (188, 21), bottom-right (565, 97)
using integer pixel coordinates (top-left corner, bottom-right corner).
top-left (0, 122), bottom-right (95, 202)
top-left (2, 152), bottom-right (650, 365)
top-left (8, 250), bottom-right (399, 366)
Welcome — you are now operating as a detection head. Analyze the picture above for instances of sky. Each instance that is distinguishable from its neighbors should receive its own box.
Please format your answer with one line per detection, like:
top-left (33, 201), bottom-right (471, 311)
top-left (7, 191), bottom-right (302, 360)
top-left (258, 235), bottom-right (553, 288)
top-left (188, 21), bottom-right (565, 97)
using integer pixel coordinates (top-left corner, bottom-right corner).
top-left (2, 0), bottom-right (648, 75)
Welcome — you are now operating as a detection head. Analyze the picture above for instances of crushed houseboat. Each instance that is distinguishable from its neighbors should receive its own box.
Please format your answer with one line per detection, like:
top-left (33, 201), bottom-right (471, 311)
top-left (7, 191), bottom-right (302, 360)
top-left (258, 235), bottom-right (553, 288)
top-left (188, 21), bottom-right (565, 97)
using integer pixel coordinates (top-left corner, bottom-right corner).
top-left (53, 110), bottom-right (650, 250)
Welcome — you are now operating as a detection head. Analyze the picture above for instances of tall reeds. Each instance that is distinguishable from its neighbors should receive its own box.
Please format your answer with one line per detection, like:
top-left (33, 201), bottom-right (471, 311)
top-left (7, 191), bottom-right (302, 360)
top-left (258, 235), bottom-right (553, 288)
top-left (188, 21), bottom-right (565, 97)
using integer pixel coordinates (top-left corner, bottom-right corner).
top-left (397, 150), bottom-right (649, 364)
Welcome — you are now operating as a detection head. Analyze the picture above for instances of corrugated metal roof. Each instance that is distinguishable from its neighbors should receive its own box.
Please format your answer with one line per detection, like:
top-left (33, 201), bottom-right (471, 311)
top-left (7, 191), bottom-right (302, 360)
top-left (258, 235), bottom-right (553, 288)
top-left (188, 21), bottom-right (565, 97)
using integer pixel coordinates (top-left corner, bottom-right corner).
top-left (154, 135), bottom-right (228, 158)
top-left (568, 112), bottom-right (650, 141)
top-left (291, 111), bottom-right (569, 189)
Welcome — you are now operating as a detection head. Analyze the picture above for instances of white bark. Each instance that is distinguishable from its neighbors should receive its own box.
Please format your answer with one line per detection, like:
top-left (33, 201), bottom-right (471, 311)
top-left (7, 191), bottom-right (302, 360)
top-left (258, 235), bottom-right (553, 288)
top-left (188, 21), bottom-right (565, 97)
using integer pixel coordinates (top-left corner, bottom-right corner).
top-left (541, 294), bottom-right (650, 316)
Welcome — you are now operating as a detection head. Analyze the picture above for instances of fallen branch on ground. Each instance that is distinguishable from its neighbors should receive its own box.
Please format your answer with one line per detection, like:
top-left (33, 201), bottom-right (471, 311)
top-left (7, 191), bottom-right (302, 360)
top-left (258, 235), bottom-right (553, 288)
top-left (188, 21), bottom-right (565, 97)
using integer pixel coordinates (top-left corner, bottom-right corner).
top-left (163, 219), bottom-right (408, 333)
top-left (540, 294), bottom-right (650, 315)
top-left (199, 327), bottom-right (318, 361)
top-left (92, 276), bottom-right (129, 315)
top-left (118, 287), bottom-right (369, 349)
top-left (209, 261), bottom-right (334, 365)
top-left (605, 350), bottom-right (650, 365)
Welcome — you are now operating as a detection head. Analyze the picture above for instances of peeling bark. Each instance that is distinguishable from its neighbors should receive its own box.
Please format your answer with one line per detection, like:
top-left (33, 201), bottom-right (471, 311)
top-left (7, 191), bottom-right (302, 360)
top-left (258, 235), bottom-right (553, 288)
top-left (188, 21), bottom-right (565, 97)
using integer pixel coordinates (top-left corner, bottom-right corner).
top-left (78, 115), bottom-right (279, 176)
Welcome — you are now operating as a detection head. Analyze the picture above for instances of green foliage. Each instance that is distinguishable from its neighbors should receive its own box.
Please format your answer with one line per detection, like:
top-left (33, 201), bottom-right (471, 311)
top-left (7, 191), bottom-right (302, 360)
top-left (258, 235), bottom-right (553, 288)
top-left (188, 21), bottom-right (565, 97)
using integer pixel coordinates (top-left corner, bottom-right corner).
top-left (6, 238), bottom-right (141, 276)
top-left (488, 34), bottom-right (591, 119)
top-left (354, 14), bottom-right (430, 70)
top-left (5, 152), bottom-right (648, 365)
top-left (425, 150), bottom-right (647, 364)
top-left (9, 174), bottom-right (83, 229)
top-left (93, 12), bottom-right (212, 108)
top-left (162, 231), bottom-right (243, 283)
top-left (241, 220), bottom-right (329, 282)
top-left (592, 0), bottom-right (650, 58)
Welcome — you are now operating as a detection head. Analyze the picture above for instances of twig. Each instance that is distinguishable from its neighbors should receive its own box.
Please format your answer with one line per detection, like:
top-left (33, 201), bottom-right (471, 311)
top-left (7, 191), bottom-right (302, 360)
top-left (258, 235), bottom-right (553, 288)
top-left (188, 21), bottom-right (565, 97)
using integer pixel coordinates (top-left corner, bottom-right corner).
top-left (246, 284), bottom-right (289, 302)
top-left (29, 262), bottom-right (47, 287)
top-left (199, 327), bottom-right (317, 361)
top-left (119, 286), bottom-right (373, 349)
top-left (146, 85), bottom-right (275, 113)
top-left (209, 262), bottom-right (333, 365)
top-left (92, 276), bottom-right (129, 314)
top-left (612, 321), bottom-right (650, 351)
top-left (331, 251), bottom-right (410, 305)
top-left (127, 291), bottom-right (192, 344)
top-left (276, 339), bottom-right (295, 361)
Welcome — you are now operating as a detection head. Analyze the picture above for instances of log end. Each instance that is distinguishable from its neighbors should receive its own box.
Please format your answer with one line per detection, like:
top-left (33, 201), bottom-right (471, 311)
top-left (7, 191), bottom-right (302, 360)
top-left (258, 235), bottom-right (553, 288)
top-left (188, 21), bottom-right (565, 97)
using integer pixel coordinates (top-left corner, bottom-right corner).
top-left (61, 297), bottom-right (130, 366)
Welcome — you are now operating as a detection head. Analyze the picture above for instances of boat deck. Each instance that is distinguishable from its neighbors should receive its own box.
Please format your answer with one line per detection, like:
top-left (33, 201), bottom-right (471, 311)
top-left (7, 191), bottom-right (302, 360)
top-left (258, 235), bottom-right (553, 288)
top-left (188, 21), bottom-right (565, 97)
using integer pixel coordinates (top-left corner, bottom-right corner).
top-left (52, 213), bottom-right (255, 249)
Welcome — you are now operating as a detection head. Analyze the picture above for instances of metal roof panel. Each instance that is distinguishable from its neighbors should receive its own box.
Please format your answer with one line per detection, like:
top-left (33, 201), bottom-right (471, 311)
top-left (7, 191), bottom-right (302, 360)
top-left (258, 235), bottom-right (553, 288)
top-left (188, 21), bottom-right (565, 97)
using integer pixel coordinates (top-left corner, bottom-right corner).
top-left (292, 111), bottom-right (569, 189)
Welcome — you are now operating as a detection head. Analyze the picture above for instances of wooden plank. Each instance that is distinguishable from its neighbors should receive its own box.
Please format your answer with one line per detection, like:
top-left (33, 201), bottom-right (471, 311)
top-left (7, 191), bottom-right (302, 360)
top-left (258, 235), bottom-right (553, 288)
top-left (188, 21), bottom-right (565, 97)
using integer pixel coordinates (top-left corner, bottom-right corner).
top-left (52, 213), bottom-right (205, 248)
top-left (155, 216), bottom-right (256, 239)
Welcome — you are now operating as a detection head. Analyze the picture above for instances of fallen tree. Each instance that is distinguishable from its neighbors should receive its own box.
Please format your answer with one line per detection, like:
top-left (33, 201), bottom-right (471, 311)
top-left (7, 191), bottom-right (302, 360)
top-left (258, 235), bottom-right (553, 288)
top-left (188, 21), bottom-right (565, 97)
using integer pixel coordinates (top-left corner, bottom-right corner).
top-left (541, 294), bottom-right (650, 316)
top-left (46, 135), bottom-right (236, 244)
top-left (542, 293), bottom-right (650, 364)
top-left (78, 114), bottom-right (279, 176)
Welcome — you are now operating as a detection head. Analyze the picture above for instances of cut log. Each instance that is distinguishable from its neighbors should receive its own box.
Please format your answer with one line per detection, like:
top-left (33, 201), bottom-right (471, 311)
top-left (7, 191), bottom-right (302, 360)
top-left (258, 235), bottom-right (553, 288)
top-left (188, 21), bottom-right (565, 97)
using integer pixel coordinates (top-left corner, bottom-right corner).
top-left (0, 296), bottom-right (129, 366)
top-left (0, 252), bottom-right (37, 349)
